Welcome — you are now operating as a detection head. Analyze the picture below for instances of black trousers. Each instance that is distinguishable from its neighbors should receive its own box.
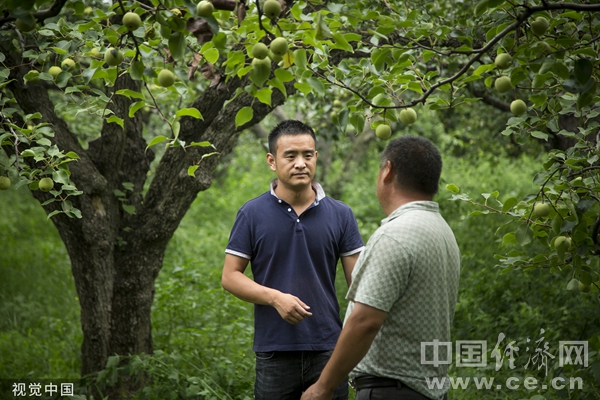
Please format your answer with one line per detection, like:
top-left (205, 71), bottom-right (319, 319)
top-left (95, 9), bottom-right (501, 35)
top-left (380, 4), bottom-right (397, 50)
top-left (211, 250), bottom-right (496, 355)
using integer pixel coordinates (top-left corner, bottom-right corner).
top-left (356, 385), bottom-right (447, 400)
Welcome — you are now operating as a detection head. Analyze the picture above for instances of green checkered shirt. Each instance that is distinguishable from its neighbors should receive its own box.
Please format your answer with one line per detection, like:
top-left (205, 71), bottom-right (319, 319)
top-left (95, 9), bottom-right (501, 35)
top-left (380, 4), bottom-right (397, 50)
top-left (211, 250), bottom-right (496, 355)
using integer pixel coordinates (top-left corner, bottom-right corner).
top-left (346, 201), bottom-right (461, 399)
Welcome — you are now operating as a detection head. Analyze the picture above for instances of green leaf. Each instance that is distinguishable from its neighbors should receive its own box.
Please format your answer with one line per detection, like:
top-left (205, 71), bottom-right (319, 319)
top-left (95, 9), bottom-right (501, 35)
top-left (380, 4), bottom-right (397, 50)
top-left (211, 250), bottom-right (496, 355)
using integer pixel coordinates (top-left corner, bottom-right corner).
top-left (552, 61), bottom-right (569, 80)
top-left (274, 68), bottom-right (294, 83)
top-left (349, 113), bottom-right (365, 135)
top-left (50, 47), bottom-right (68, 55)
top-left (104, 29), bottom-right (119, 46)
top-left (146, 135), bottom-right (168, 150)
top-left (25, 112), bottom-right (43, 122)
top-left (187, 165), bottom-right (199, 177)
top-left (65, 151), bottom-right (80, 159)
top-left (55, 71), bottom-right (72, 88)
top-left (539, 59), bottom-right (555, 75)
top-left (106, 115), bottom-right (124, 129)
top-left (47, 210), bottom-right (62, 219)
top-left (446, 184), bottom-right (460, 193)
top-left (475, 0), bottom-right (505, 16)
top-left (116, 89), bottom-right (145, 100)
top-left (371, 48), bottom-right (389, 71)
top-left (307, 78), bottom-right (324, 96)
top-left (531, 131), bottom-right (548, 141)
top-left (82, 67), bottom-right (98, 84)
top-left (255, 87), bottom-right (272, 106)
top-left (529, 93), bottom-right (548, 108)
top-left (332, 33), bottom-right (353, 52)
top-left (485, 26), bottom-right (497, 42)
top-left (294, 81), bottom-right (312, 95)
top-left (78, 21), bottom-right (99, 32)
top-left (516, 223), bottom-right (533, 246)
top-left (574, 58), bottom-right (593, 85)
top-left (36, 138), bottom-right (52, 147)
top-left (577, 81), bottom-right (596, 110)
top-left (188, 141), bottom-right (213, 147)
top-left (103, 67), bottom-right (118, 87)
top-left (175, 108), bottom-right (203, 119)
top-left (223, 50), bottom-right (245, 68)
top-left (203, 48), bottom-right (219, 64)
top-left (560, 218), bottom-right (578, 233)
top-left (122, 204), bottom-right (136, 215)
top-left (474, 64), bottom-right (494, 76)
top-left (502, 233), bottom-right (518, 246)
top-left (293, 49), bottom-right (307, 70)
top-left (502, 197), bottom-right (517, 212)
top-left (235, 107), bottom-right (253, 128)
top-left (267, 77), bottom-right (287, 98)
top-left (168, 32), bottom-right (186, 61)
top-left (129, 61), bottom-right (145, 81)
top-left (407, 81), bottom-right (423, 95)
top-left (128, 101), bottom-right (146, 118)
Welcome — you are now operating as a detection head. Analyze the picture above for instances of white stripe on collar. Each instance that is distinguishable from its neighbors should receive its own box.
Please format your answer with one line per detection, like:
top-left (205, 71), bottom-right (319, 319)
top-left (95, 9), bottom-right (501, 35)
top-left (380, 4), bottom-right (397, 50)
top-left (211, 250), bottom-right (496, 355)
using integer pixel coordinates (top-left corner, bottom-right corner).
top-left (270, 178), bottom-right (326, 202)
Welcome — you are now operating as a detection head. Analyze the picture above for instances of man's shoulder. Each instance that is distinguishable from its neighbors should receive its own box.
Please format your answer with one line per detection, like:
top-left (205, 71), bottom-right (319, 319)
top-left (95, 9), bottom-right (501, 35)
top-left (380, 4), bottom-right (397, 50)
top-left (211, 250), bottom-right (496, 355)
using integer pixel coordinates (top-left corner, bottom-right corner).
top-left (319, 196), bottom-right (354, 213)
top-left (238, 191), bottom-right (272, 211)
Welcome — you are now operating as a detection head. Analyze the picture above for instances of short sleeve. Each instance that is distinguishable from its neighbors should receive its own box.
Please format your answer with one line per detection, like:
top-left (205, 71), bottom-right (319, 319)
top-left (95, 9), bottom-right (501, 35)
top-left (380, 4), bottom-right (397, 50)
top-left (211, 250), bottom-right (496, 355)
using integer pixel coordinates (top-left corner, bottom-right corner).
top-left (346, 233), bottom-right (411, 312)
top-left (340, 207), bottom-right (365, 256)
top-left (225, 209), bottom-right (252, 260)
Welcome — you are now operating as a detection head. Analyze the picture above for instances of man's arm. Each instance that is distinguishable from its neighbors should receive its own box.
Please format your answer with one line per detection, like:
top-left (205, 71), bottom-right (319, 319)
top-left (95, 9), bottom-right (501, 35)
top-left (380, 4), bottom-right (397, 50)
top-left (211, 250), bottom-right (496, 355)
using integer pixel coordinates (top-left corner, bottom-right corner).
top-left (300, 302), bottom-right (387, 400)
top-left (340, 252), bottom-right (360, 286)
top-left (221, 253), bottom-right (312, 324)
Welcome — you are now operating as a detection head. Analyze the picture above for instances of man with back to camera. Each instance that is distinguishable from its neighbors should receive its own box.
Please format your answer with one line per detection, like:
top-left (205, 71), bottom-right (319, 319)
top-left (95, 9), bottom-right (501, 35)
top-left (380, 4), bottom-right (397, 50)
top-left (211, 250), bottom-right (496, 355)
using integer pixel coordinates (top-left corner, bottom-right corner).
top-left (221, 120), bottom-right (365, 400)
top-left (301, 135), bottom-right (461, 400)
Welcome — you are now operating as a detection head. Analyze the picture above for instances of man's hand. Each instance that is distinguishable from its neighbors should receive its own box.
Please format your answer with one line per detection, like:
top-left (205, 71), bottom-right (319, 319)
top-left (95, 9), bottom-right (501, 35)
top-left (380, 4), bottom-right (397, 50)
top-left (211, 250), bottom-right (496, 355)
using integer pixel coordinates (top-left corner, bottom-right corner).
top-left (271, 291), bottom-right (312, 324)
top-left (300, 382), bottom-right (333, 400)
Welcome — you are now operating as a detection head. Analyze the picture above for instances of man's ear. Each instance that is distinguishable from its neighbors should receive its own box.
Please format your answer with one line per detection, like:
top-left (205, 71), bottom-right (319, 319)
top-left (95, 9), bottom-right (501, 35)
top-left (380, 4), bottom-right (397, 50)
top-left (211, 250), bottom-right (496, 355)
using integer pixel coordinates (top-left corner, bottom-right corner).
top-left (266, 153), bottom-right (276, 171)
top-left (381, 160), bottom-right (394, 184)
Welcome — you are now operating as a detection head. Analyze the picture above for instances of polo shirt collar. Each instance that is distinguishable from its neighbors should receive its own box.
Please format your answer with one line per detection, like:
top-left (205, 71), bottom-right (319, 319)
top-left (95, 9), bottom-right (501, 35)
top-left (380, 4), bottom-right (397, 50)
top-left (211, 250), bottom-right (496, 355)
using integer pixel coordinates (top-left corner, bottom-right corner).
top-left (269, 178), bottom-right (326, 202)
top-left (381, 201), bottom-right (439, 225)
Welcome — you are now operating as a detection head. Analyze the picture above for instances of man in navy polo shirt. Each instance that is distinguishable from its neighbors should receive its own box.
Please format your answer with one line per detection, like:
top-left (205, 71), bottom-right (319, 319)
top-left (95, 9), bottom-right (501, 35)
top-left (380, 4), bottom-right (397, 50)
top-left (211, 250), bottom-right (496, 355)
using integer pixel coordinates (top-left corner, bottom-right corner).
top-left (221, 120), bottom-right (364, 400)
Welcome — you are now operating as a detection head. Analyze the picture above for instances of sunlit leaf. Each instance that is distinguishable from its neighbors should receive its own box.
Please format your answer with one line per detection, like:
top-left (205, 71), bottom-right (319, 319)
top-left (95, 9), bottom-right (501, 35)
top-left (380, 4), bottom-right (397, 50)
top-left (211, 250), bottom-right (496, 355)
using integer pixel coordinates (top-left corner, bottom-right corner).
top-left (235, 107), bottom-right (253, 128)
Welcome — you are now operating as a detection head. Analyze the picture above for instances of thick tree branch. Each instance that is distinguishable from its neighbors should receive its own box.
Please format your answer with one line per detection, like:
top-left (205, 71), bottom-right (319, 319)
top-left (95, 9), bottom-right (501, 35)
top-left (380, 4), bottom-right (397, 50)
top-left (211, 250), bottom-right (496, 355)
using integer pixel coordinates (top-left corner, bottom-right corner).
top-left (468, 84), bottom-right (510, 112)
top-left (0, 0), bottom-right (69, 26)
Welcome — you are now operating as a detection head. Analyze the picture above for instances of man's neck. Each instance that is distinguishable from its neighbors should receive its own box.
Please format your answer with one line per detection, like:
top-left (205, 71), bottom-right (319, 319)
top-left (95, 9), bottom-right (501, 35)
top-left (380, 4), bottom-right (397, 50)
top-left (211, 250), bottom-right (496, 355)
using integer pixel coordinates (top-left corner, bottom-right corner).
top-left (382, 192), bottom-right (433, 216)
top-left (274, 181), bottom-right (316, 209)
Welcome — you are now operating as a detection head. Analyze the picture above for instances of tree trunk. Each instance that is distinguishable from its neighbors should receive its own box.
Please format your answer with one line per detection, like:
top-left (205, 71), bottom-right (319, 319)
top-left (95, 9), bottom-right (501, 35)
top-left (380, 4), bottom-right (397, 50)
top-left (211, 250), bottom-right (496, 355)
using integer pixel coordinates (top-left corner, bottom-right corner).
top-left (4, 40), bottom-right (294, 397)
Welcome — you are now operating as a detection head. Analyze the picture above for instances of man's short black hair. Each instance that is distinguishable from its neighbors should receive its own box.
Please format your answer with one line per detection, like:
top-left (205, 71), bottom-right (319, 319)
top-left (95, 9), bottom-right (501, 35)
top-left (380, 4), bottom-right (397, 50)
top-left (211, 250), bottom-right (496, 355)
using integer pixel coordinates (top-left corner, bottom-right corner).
top-left (268, 120), bottom-right (316, 154)
top-left (381, 135), bottom-right (442, 196)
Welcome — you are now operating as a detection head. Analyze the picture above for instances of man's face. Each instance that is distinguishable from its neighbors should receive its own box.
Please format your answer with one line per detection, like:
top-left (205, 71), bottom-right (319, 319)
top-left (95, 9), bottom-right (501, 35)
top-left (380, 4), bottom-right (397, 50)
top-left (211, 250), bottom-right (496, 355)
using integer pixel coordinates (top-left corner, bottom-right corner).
top-left (267, 134), bottom-right (317, 189)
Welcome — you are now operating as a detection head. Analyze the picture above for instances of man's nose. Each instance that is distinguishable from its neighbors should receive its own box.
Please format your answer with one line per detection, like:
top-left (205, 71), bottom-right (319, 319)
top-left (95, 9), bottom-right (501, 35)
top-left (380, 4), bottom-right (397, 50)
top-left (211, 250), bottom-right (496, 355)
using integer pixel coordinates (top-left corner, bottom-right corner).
top-left (294, 157), bottom-right (306, 168)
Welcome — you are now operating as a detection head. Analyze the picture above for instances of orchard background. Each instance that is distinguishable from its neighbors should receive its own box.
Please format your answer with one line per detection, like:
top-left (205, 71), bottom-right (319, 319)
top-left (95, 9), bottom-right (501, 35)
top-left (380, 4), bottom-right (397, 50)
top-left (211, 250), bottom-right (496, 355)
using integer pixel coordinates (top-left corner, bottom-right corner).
top-left (1, 0), bottom-right (599, 398)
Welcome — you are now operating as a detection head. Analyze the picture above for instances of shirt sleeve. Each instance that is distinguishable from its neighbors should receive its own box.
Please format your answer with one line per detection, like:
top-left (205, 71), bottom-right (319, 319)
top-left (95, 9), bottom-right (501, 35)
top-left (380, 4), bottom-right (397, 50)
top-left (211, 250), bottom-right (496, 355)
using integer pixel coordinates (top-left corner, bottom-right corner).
top-left (225, 208), bottom-right (252, 260)
top-left (346, 233), bottom-right (411, 312)
top-left (340, 207), bottom-right (365, 257)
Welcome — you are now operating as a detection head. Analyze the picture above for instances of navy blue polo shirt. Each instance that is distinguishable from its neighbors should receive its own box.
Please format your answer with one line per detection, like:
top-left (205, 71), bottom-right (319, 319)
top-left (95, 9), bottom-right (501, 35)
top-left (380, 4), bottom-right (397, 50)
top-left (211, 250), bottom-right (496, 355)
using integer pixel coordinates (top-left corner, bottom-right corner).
top-left (225, 180), bottom-right (364, 352)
